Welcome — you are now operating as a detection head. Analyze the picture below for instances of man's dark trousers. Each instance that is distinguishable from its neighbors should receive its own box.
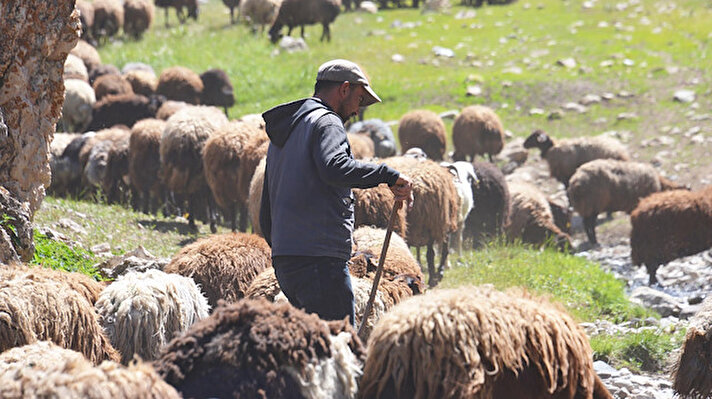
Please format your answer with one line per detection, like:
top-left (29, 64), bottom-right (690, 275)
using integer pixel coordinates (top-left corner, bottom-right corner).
top-left (272, 256), bottom-right (355, 326)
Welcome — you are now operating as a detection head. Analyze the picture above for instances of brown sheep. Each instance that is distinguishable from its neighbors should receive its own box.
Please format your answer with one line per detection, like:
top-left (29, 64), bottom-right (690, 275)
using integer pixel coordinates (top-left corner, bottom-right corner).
top-left (92, 73), bottom-right (134, 102)
top-left (244, 267), bottom-right (282, 301)
top-left (672, 294), bottom-right (712, 398)
top-left (70, 39), bottom-right (102, 75)
top-left (156, 66), bottom-right (204, 105)
top-left (156, 100), bottom-right (189, 120)
top-left (248, 157), bottom-right (267, 236)
top-left (101, 132), bottom-right (131, 205)
top-left (347, 132), bottom-right (375, 159)
top-left (452, 105), bottom-right (505, 162)
top-left (92, 0), bottom-right (124, 43)
top-left (0, 265), bottom-right (104, 305)
top-left (359, 286), bottom-right (612, 399)
top-left (397, 109), bottom-right (447, 161)
top-left (237, 137), bottom-right (269, 227)
top-left (630, 186), bottom-right (712, 285)
top-left (164, 233), bottom-right (272, 308)
top-left (223, 0), bottom-right (241, 24)
top-left (87, 93), bottom-right (163, 131)
top-left (154, 299), bottom-right (365, 398)
top-left (88, 63), bottom-right (121, 85)
top-left (384, 156), bottom-right (459, 287)
top-left (76, 0), bottom-right (95, 44)
top-left (568, 159), bottom-right (684, 244)
top-left (64, 54), bottom-right (89, 82)
top-left (200, 68), bottom-right (235, 116)
top-left (79, 126), bottom-right (130, 173)
top-left (123, 0), bottom-right (155, 38)
top-left (129, 118), bottom-right (166, 214)
top-left (123, 69), bottom-right (157, 96)
top-left (268, 0), bottom-right (341, 43)
top-left (353, 182), bottom-right (408, 238)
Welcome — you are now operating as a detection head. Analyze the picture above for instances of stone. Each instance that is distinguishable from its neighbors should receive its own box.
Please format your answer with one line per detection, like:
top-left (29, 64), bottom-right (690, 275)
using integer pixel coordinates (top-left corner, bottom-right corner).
top-left (432, 46), bottom-right (455, 58)
top-left (630, 286), bottom-right (683, 317)
top-left (466, 85), bottom-right (482, 97)
top-left (529, 108), bottom-right (545, 115)
top-left (0, 0), bottom-right (81, 215)
top-left (278, 36), bottom-right (308, 53)
top-left (673, 89), bottom-right (696, 103)
top-left (580, 94), bottom-right (602, 105)
top-left (557, 57), bottom-right (577, 68)
top-left (439, 110), bottom-right (459, 120)
top-left (91, 242), bottom-right (112, 255)
top-left (57, 218), bottom-right (87, 235)
top-left (617, 112), bottom-right (638, 120)
top-left (499, 138), bottom-right (528, 165)
top-left (562, 102), bottom-right (588, 113)
top-left (391, 54), bottom-right (404, 63)
top-left (502, 66), bottom-right (523, 74)
top-left (594, 360), bottom-right (619, 379)
top-left (0, 186), bottom-right (34, 262)
top-left (358, 1), bottom-right (378, 13)
top-left (97, 246), bottom-right (169, 280)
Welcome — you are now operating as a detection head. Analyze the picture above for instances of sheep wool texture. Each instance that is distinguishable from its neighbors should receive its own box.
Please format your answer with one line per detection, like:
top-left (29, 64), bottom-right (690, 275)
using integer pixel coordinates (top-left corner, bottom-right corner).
top-left (359, 286), bottom-right (607, 399)
top-left (0, 341), bottom-right (180, 399)
top-left (672, 295), bottom-right (712, 398)
top-left (506, 181), bottom-right (571, 250)
top-left (154, 299), bottom-right (365, 399)
top-left (92, 73), bottom-right (134, 102)
top-left (88, 63), bottom-right (122, 86)
top-left (248, 157), bottom-right (267, 236)
top-left (348, 244), bottom-right (424, 283)
top-left (240, 0), bottom-right (283, 30)
top-left (464, 161), bottom-right (511, 246)
top-left (353, 182), bottom-right (408, 238)
top-left (156, 100), bottom-right (189, 120)
top-left (397, 110), bottom-right (447, 161)
top-left (70, 39), bottom-right (102, 75)
top-left (95, 269), bottom-right (210, 364)
top-left (164, 232), bottom-right (272, 308)
top-left (156, 66), bottom-right (204, 105)
top-left (123, 69), bottom-right (157, 96)
top-left (0, 265), bottom-right (104, 305)
top-left (0, 277), bottom-right (120, 365)
top-left (61, 78), bottom-right (96, 132)
top-left (129, 118), bottom-right (166, 195)
top-left (87, 93), bottom-right (158, 131)
top-left (64, 53), bottom-right (89, 82)
top-left (123, 0), bottom-right (155, 38)
top-left (452, 105), bottom-right (505, 161)
top-left (92, 0), bottom-right (124, 40)
top-left (352, 225), bottom-right (410, 256)
top-left (199, 68), bottom-right (235, 109)
top-left (347, 133), bottom-right (375, 159)
top-left (244, 266), bottom-right (282, 301)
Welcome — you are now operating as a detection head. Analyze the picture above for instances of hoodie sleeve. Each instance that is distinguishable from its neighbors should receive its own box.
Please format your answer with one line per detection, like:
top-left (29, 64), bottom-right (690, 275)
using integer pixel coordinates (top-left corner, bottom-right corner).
top-left (311, 115), bottom-right (400, 189)
top-left (259, 171), bottom-right (272, 247)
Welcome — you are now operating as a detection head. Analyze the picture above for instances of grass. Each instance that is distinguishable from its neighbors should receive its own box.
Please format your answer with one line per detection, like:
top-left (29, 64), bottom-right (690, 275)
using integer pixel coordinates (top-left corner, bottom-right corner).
top-left (591, 329), bottom-right (687, 372)
top-left (31, 230), bottom-right (104, 280)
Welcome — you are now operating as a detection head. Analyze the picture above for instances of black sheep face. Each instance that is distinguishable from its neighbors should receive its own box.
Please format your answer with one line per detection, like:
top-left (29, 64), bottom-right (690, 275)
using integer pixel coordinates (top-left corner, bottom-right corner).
top-left (523, 129), bottom-right (551, 150)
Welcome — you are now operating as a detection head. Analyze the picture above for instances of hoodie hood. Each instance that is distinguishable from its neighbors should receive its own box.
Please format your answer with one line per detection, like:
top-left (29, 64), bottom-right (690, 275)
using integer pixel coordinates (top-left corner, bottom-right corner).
top-left (262, 97), bottom-right (335, 147)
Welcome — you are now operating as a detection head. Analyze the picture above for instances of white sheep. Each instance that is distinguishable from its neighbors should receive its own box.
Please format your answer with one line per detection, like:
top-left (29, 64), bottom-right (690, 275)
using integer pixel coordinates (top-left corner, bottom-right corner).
top-left (240, 0), bottom-right (283, 33)
top-left (440, 161), bottom-right (477, 255)
top-left (61, 78), bottom-right (96, 132)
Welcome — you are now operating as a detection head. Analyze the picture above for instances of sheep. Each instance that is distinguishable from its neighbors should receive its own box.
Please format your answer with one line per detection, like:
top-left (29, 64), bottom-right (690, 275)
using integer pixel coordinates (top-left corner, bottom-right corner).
top-left (359, 286), bottom-right (612, 399)
top-left (88, 63), bottom-right (122, 85)
top-left (0, 265), bottom-right (104, 305)
top-left (348, 118), bottom-right (396, 158)
top-left (60, 78), bottom-right (96, 132)
top-left (268, 0), bottom-right (342, 43)
top-left (347, 132), bottom-right (375, 159)
top-left (352, 225), bottom-right (410, 255)
top-left (49, 132), bottom-right (95, 197)
top-left (154, 298), bottom-right (364, 398)
top-left (64, 53), bottom-right (89, 82)
top-left (235, 135), bottom-right (269, 227)
top-left (87, 93), bottom-right (164, 132)
top-left (160, 105), bottom-right (228, 229)
top-left (672, 294), bottom-right (712, 398)
top-left (156, 100), bottom-right (189, 120)
top-left (349, 244), bottom-right (424, 283)
top-left (0, 276), bottom-right (119, 364)
top-left (83, 128), bottom-right (131, 204)
top-left (200, 68), bottom-right (235, 116)
top-left (123, 0), bottom-right (154, 39)
top-left (506, 181), bottom-right (572, 252)
top-left (440, 161), bottom-right (477, 254)
top-left (384, 156), bottom-right (459, 287)
top-left (245, 267), bottom-right (282, 301)
top-left (452, 105), bottom-right (505, 162)
top-left (239, 112), bottom-right (267, 131)
top-left (91, 0), bottom-right (124, 43)
top-left (223, 0), bottom-right (241, 24)
top-left (353, 182), bottom-right (408, 238)
top-left (0, 342), bottom-right (181, 398)
top-left (630, 186), bottom-right (712, 285)
top-left (76, 0), bottom-right (95, 44)
top-left (523, 129), bottom-right (631, 188)
top-left (50, 132), bottom-right (81, 159)
top-left (95, 269), bottom-right (210, 364)
top-left (123, 69), bottom-right (157, 96)
top-left (92, 73), bottom-right (134, 101)
top-left (121, 61), bottom-right (156, 76)
top-left (129, 118), bottom-right (166, 214)
top-left (463, 161), bottom-right (510, 248)
top-left (101, 133), bottom-right (131, 204)
top-left (248, 157), bottom-right (267, 236)
top-left (156, 66), bottom-right (204, 105)
top-left (240, 0), bottom-right (283, 33)
top-left (80, 126), bottom-right (130, 174)
top-left (163, 232), bottom-right (271, 308)
top-left (567, 159), bottom-right (683, 244)
top-left (155, 0), bottom-right (199, 27)
top-left (397, 109), bottom-right (447, 161)
top-left (70, 39), bottom-right (102, 75)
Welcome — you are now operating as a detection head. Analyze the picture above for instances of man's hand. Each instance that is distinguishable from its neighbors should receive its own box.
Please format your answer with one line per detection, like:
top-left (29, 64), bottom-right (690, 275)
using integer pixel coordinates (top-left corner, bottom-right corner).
top-left (390, 175), bottom-right (414, 209)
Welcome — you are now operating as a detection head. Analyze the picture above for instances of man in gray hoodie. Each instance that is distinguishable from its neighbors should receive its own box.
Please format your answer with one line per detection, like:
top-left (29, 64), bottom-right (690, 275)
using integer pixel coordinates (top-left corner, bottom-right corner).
top-left (260, 59), bottom-right (413, 325)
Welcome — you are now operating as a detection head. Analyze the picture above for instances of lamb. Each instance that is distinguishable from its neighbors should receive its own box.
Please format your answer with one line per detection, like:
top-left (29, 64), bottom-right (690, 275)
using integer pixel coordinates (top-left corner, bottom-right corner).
top-left (223, 0), bottom-right (241, 24)
top-left (268, 0), bottom-right (342, 43)
top-left (506, 181), bottom-right (572, 252)
top-left (523, 129), bottom-right (631, 188)
top-left (672, 295), bottom-right (712, 398)
top-left (347, 132), bottom-right (375, 159)
top-left (163, 232), bottom-right (272, 308)
top-left (347, 118), bottom-right (397, 158)
top-left (123, 0), bottom-right (155, 39)
top-left (359, 286), bottom-right (612, 399)
top-left (384, 156), bottom-right (459, 287)
top-left (452, 105), bottom-right (505, 162)
top-left (463, 161), bottom-right (510, 248)
top-left (64, 53), bottom-right (89, 82)
top-left (567, 159), bottom-right (683, 244)
top-left (129, 118), bottom-right (166, 214)
top-left (440, 161), bottom-right (477, 254)
top-left (397, 109), bottom-right (447, 161)
top-left (92, 73), bottom-right (134, 101)
top-left (154, 299), bottom-right (364, 398)
top-left (630, 186), bottom-right (712, 285)
top-left (160, 105), bottom-right (228, 229)
top-left (95, 269), bottom-right (210, 364)
top-left (70, 39), bottom-right (102, 75)
top-left (91, 0), bottom-right (124, 43)
top-left (156, 66), bottom-right (204, 105)
top-left (0, 342), bottom-right (180, 398)
top-left (0, 276), bottom-right (119, 364)
top-left (87, 93), bottom-right (164, 131)
top-left (82, 128), bottom-right (131, 204)
top-left (240, 0), bottom-right (283, 33)
top-left (200, 68), bottom-right (235, 116)
top-left (123, 69), bottom-right (158, 96)
top-left (60, 78), bottom-right (96, 132)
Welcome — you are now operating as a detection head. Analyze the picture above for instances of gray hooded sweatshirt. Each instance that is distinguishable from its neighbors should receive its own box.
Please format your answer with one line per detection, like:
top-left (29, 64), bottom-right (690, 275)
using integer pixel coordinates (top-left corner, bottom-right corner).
top-left (260, 97), bottom-right (400, 260)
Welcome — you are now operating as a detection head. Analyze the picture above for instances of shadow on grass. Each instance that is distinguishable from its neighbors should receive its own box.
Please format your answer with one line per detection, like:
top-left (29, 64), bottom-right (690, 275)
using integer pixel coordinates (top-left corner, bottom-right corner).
top-left (137, 219), bottom-right (196, 235)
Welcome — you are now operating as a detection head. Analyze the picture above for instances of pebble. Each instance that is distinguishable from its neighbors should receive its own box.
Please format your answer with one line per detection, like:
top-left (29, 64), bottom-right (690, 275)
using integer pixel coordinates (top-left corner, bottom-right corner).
top-left (557, 57), bottom-right (577, 68)
top-left (466, 85), bottom-right (482, 97)
top-left (56, 218), bottom-right (87, 235)
top-left (673, 89), bottom-right (696, 103)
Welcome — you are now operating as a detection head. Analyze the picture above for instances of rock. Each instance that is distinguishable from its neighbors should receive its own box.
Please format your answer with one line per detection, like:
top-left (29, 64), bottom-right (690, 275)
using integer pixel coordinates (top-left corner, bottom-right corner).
top-left (278, 36), bottom-right (308, 53)
top-left (35, 226), bottom-right (73, 245)
top-left (557, 57), bottom-right (577, 68)
top-left (580, 94), bottom-right (602, 105)
top-left (562, 102), bottom-right (588, 113)
top-left (502, 66), bottom-right (523, 74)
top-left (91, 242), bottom-right (111, 255)
top-left (56, 218), bottom-right (87, 235)
top-left (617, 112), bottom-right (638, 120)
top-left (391, 54), bottom-right (404, 63)
top-left (0, 186), bottom-right (34, 262)
top-left (97, 246), bottom-right (169, 279)
top-left (529, 108), bottom-right (545, 115)
top-left (432, 46), bottom-right (455, 58)
top-left (623, 58), bottom-right (635, 66)
top-left (454, 10), bottom-right (476, 19)
top-left (673, 89), bottom-right (696, 103)
top-left (439, 110), bottom-right (459, 120)
top-left (630, 286), bottom-right (683, 317)
top-left (466, 85), bottom-right (482, 97)
top-left (498, 138), bottom-right (528, 165)
top-left (358, 1), bottom-right (378, 13)
top-left (594, 361), bottom-right (619, 379)
top-left (548, 110), bottom-right (564, 120)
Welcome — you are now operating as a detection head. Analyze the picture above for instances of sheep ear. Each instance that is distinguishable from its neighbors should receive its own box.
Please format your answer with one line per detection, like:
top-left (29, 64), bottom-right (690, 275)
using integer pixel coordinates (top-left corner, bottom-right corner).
top-left (440, 162), bottom-right (458, 177)
top-left (537, 133), bottom-right (549, 143)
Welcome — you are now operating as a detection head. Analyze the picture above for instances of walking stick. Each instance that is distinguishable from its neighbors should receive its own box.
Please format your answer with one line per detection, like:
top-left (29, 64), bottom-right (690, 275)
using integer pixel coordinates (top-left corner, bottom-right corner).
top-left (358, 199), bottom-right (403, 340)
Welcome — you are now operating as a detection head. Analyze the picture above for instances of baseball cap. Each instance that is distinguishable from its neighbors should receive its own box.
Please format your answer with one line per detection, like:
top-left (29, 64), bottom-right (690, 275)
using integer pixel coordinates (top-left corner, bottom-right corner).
top-left (316, 59), bottom-right (382, 106)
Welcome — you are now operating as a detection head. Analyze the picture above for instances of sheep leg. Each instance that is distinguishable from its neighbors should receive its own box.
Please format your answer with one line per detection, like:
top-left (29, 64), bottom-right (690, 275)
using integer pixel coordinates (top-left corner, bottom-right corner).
top-left (130, 188), bottom-right (140, 212)
top-left (427, 241), bottom-right (437, 288)
top-left (300, 25), bottom-right (305, 38)
top-left (415, 246), bottom-right (421, 264)
top-left (583, 214), bottom-right (598, 244)
top-left (238, 204), bottom-right (248, 232)
top-left (187, 198), bottom-right (197, 231)
top-left (208, 196), bottom-right (218, 233)
top-left (646, 263), bottom-right (660, 286)
top-left (164, 7), bottom-right (169, 27)
top-left (437, 236), bottom-right (449, 281)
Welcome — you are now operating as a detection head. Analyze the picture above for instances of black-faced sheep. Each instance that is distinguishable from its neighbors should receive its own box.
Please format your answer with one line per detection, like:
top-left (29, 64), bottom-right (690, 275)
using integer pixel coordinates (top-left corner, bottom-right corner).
top-left (523, 130), bottom-right (631, 188)
top-left (87, 93), bottom-right (164, 131)
top-left (672, 294), bottom-right (712, 398)
top-left (76, 0), bottom-right (95, 44)
top-left (630, 186), bottom-right (712, 285)
top-left (129, 118), bottom-right (166, 214)
top-left (156, 66), bottom-right (204, 105)
top-left (348, 118), bottom-right (397, 158)
top-left (88, 63), bottom-right (121, 85)
top-left (123, 0), bottom-right (155, 39)
top-left (440, 161), bottom-right (477, 254)
top-left (70, 40), bottom-right (102, 74)
top-left (0, 275), bottom-right (119, 365)
top-left (91, 0), bottom-right (124, 43)
top-left (64, 53), bottom-right (89, 82)
top-left (60, 78), bottom-right (96, 132)
top-left (397, 109), bottom-right (447, 161)
top-left (452, 105), bottom-right (505, 162)
top-left (123, 69), bottom-right (157, 96)
top-left (0, 342), bottom-right (181, 398)
top-left (463, 161), bottom-right (510, 248)
top-left (154, 299), bottom-right (364, 398)
top-left (568, 159), bottom-right (683, 244)
top-left (223, 0), bottom-right (241, 24)
top-left (347, 132), bottom-right (376, 159)
top-left (359, 286), bottom-right (612, 399)
top-left (164, 232), bottom-right (272, 308)
top-left (268, 0), bottom-right (342, 43)
top-left (506, 181), bottom-right (572, 252)
top-left (95, 269), bottom-right (210, 364)
top-left (200, 68), bottom-right (235, 116)
top-left (160, 105), bottom-right (228, 229)
top-left (92, 73), bottom-right (134, 101)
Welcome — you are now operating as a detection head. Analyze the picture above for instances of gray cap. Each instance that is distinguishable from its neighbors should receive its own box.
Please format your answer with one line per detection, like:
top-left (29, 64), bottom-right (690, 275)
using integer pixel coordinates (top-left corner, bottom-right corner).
top-left (316, 59), bottom-right (381, 106)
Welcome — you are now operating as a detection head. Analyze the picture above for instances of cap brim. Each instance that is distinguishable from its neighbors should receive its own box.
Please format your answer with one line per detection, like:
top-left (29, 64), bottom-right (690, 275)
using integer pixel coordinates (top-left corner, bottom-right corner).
top-left (362, 84), bottom-right (381, 106)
